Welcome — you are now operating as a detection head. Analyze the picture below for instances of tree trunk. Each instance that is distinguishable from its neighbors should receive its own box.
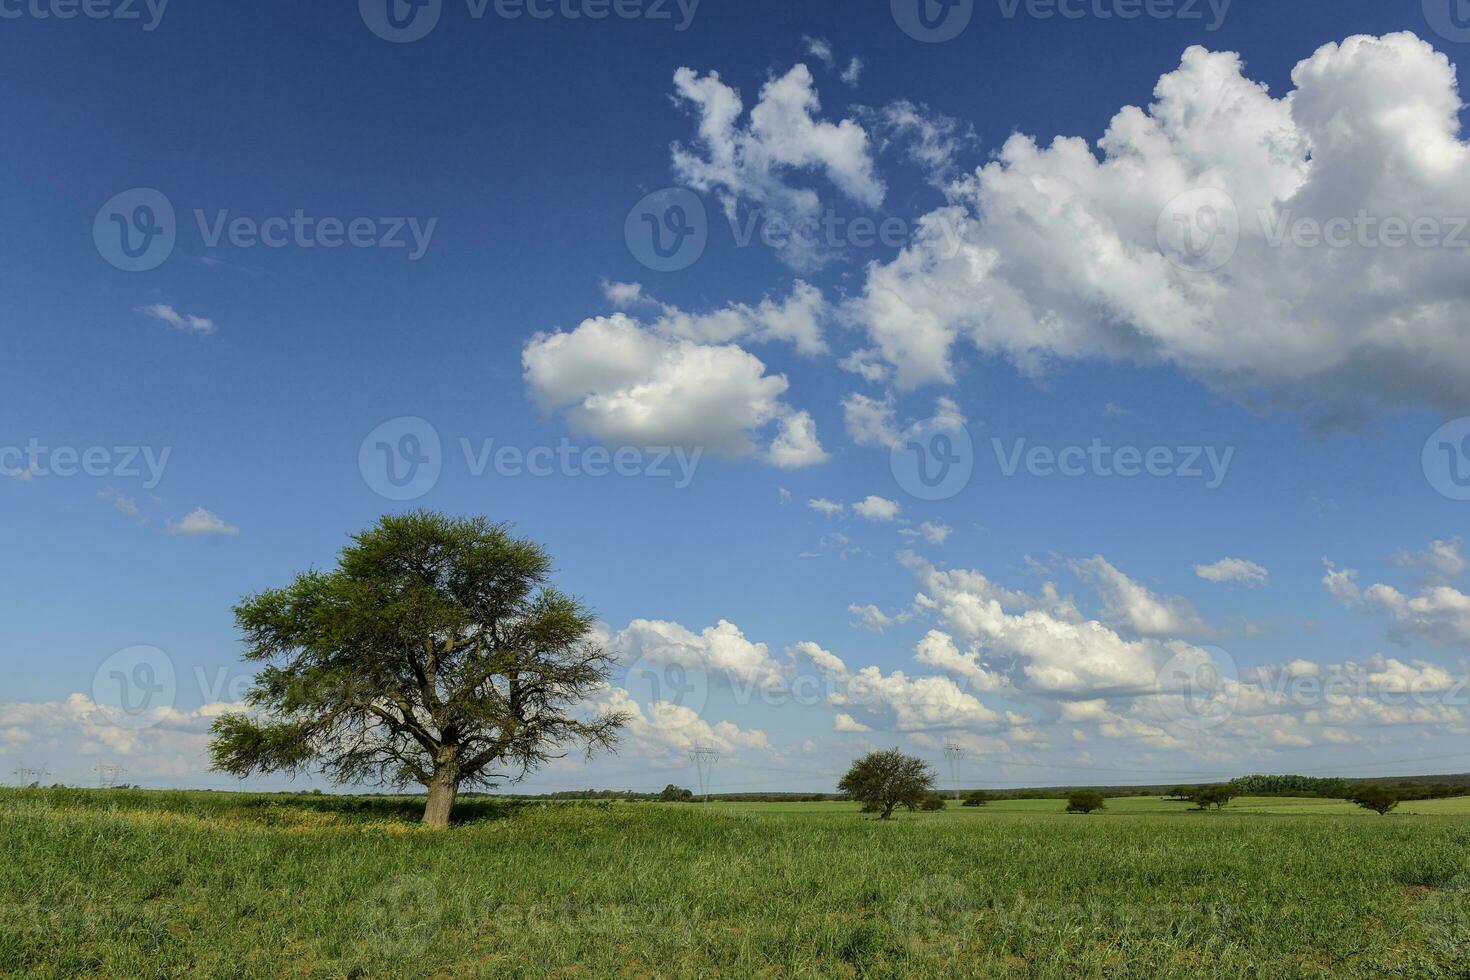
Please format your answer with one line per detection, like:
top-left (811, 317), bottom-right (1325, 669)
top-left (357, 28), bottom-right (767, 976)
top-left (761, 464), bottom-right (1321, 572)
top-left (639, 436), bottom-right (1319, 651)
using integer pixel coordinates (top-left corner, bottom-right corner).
top-left (422, 767), bottom-right (460, 828)
top-left (880, 801), bottom-right (896, 820)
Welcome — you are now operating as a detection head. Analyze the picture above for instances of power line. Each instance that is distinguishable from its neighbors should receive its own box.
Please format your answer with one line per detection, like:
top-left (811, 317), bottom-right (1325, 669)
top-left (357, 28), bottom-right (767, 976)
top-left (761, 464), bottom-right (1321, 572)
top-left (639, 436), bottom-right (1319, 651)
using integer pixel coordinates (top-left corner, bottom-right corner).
top-left (689, 745), bottom-right (719, 802)
top-left (11, 762), bottom-right (49, 787)
top-left (943, 743), bottom-right (966, 801)
top-left (96, 763), bottom-right (127, 789)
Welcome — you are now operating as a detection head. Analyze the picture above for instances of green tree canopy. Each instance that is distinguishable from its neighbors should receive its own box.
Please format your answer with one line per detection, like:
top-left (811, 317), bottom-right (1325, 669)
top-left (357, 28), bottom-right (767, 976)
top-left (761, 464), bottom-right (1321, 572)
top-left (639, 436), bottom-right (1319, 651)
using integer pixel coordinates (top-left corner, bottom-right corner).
top-left (209, 511), bottom-right (627, 826)
top-left (1065, 790), bottom-right (1106, 814)
top-left (1352, 786), bottom-right (1400, 816)
top-left (837, 749), bottom-right (936, 820)
top-left (1191, 784), bottom-right (1237, 811)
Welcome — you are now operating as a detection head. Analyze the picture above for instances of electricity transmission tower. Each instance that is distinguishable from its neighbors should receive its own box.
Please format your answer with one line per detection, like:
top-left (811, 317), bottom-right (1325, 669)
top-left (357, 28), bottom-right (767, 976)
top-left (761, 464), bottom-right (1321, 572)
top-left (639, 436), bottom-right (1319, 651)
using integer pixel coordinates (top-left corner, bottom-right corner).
top-left (689, 745), bottom-right (719, 802)
top-left (12, 762), bottom-right (49, 788)
top-left (96, 763), bottom-right (127, 789)
top-left (943, 742), bottom-right (965, 801)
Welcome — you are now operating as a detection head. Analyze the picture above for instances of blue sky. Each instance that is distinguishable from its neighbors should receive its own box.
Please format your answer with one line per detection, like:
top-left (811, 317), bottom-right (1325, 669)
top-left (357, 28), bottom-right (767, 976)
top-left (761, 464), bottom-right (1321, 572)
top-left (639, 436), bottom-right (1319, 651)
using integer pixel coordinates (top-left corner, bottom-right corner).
top-left (3, 1), bottom-right (1470, 793)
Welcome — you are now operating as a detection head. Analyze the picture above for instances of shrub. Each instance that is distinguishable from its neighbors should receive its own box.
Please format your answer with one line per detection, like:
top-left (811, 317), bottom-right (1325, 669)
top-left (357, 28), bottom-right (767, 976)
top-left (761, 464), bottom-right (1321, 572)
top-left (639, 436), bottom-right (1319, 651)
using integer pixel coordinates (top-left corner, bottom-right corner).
top-left (920, 794), bottom-right (947, 811)
top-left (1352, 786), bottom-right (1399, 816)
top-left (961, 790), bottom-right (991, 807)
top-left (1190, 785), bottom-right (1237, 810)
top-left (1065, 790), bottom-right (1105, 814)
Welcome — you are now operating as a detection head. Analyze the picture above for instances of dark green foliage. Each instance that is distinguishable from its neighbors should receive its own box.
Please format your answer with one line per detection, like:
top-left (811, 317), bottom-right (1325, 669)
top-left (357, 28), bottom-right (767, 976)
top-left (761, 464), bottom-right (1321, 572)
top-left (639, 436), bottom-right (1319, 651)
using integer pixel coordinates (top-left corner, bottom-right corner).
top-left (961, 790), bottom-right (991, 807)
top-left (209, 512), bottom-right (627, 826)
top-left (1191, 785), bottom-right (1237, 810)
top-left (1352, 786), bottom-right (1400, 815)
top-left (659, 784), bottom-right (694, 802)
top-left (837, 749), bottom-right (936, 820)
top-left (1065, 790), bottom-right (1106, 814)
top-left (1231, 774), bottom-right (1353, 797)
top-left (919, 794), bottom-right (947, 811)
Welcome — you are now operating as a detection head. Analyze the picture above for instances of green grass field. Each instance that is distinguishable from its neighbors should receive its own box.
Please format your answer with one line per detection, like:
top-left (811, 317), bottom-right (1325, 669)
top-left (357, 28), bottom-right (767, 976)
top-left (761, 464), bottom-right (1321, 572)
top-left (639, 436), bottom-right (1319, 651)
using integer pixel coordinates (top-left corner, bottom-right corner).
top-left (3, 788), bottom-right (1468, 977)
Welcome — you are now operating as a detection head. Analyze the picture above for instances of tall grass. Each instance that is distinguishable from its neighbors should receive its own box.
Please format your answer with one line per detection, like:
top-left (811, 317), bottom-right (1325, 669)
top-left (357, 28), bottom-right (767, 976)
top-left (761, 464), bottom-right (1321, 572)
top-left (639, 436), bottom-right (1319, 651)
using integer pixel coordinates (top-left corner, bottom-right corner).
top-left (1, 788), bottom-right (1466, 977)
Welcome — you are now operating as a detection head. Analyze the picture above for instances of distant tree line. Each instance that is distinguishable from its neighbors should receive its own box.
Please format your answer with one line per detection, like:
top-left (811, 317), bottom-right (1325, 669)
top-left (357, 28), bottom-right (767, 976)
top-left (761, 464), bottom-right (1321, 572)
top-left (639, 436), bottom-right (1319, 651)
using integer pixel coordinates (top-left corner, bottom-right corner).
top-left (379, 772), bottom-right (1470, 807)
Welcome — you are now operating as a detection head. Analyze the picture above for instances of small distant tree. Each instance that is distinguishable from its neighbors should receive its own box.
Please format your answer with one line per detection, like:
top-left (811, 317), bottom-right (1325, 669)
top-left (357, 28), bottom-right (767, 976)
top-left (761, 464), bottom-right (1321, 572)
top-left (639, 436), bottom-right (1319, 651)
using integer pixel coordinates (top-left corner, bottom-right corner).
top-left (1191, 784), bottom-right (1237, 810)
top-left (209, 512), bottom-right (628, 827)
top-left (659, 784), bottom-right (694, 802)
top-left (1167, 785), bottom-right (1195, 802)
top-left (962, 790), bottom-right (991, 807)
top-left (1065, 790), bottom-right (1106, 814)
top-left (838, 749), bottom-right (936, 820)
top-left (1352, 786), bottom-right (1399, 816)
top-left (920, 794), bottom-right (947, 811)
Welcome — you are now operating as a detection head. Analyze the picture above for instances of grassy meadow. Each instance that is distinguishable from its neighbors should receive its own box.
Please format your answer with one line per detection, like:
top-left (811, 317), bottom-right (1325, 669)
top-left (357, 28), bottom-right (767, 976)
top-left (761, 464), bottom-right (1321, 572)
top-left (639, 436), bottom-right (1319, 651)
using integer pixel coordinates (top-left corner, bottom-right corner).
top-left (2, 787), bottom-right (1469, 977)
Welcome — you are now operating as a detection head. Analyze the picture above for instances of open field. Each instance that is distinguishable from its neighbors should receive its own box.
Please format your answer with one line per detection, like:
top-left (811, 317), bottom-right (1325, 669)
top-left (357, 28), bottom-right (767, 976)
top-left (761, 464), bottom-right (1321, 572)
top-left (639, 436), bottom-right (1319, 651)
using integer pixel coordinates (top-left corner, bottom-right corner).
top-left (3, 788), bottom-right (1469, 978)
top-left (710, 795), bottom-right (1470, 817)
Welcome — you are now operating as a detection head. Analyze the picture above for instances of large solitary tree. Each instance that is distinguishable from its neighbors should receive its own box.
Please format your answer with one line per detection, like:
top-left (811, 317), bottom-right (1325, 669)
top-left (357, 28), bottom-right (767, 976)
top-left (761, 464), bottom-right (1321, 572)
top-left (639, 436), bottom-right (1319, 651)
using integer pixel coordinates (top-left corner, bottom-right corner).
top-left (838, 749), bottom-right (935, 820)
top-left (209, 512), bottom-right (627, 827)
